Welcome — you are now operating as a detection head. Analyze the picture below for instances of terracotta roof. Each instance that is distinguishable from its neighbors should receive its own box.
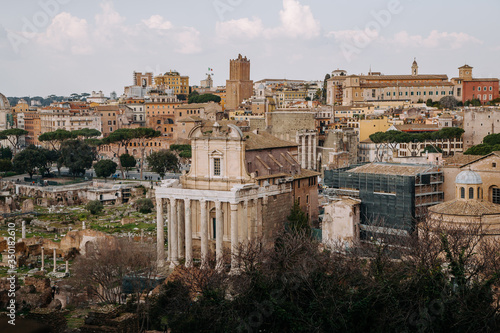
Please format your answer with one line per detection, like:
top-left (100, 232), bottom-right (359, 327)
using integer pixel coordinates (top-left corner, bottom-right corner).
top-left (177, 116), bottom-right (203, 122)
top-left (245, 132), bottom-right (298, 150)
top-left (429, 199), bottom-right (500, 216)
top-left (459, 151), bottom-right (500, 168)
top-left (360, 74), bottom-right (448, 81)
top-left (443, 154), bottom-right (483, 167)
top-left (348, 163), bottom-right (438, 176)
top-left (293, 168), bottom-right (320, 179)
top-left (393, 124), bottom-right (439, 132)
top-left (360, 82), bottom-right (454, 89)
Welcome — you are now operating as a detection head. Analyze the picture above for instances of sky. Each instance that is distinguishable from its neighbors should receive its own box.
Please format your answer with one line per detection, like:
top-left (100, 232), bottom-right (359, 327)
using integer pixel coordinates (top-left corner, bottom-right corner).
top-left (0, 0), bottom-right (499, 97)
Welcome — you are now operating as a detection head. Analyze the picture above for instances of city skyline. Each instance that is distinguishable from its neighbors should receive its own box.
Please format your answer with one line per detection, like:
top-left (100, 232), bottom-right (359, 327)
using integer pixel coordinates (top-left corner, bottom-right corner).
top-left (1, 0), bottom-right (498, 97)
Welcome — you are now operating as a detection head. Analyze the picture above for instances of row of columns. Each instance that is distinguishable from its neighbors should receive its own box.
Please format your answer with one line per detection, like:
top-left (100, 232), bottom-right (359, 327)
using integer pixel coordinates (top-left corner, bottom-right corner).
top-left (297, 131), bottom-right (317, 170)
top-left (39, 247), bottom-right (69, 274)
top-left (156, 197), bottom-right (262, 270)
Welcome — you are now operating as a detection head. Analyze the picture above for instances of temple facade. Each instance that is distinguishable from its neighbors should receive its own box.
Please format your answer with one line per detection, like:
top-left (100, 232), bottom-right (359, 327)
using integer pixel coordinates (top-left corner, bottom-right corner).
top-left (155, 122), bottom-right (319, 270)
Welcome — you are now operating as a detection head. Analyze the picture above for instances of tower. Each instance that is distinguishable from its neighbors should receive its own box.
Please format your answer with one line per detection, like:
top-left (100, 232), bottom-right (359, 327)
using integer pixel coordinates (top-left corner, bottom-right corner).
top-left (226, 54), bottom-right (253, 110)
top-left (458, 64), bottom-right (473, 80)
top-left (411, 58), bottom-right (418, 76)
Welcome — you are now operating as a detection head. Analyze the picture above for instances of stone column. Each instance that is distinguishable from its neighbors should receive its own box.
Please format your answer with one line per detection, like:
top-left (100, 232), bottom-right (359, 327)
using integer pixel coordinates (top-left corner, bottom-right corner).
top-left (22, 221), bottom-right (26, 239)
top-left (170, 198), bottom-right (178, 266)
top-left (308, 133), bottom-right (312, 169)
top-left (313, 133), bottom-right (317, 170)
top-left (53, 248), bottom-right (57, 273)
top-left (200, 200), bottom-right (208, 268)
top-left (251, 198), bottom-right (258, 241)
top-left (65, 260), bottom-right (69, 274)
top-left (215, 201), bottom-right (223, 269)
top-left (230, 203), bottom-right (239, 271)
top-left (177, 200), bottom-right (185, 259)
top-left (82, 221), bottom-right (86, 230)
top-left (156, 198), bottom-right (165, 268)
top-left (41, 247), bottom-right (45, 271)
top-left (184, 199), bottom-right (192, 268)
top-left (241, 200), bottom-right (248, 243)
top-left (301, 134), bottom-right (306, 168)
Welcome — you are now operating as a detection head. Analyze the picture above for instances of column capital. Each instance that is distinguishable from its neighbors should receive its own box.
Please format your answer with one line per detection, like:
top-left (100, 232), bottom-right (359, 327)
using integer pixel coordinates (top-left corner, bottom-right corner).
top-left (230, 202), bottom-right (239, 210)
top-left (215, 200), bottom-right (222, 209)
top-left (184, 198), bottom-right (191, 204)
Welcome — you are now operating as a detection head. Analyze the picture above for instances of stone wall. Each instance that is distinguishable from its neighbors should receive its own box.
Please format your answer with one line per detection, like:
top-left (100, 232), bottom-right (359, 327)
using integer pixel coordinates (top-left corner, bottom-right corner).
top-left (262, 192), bottom-right (293, 240)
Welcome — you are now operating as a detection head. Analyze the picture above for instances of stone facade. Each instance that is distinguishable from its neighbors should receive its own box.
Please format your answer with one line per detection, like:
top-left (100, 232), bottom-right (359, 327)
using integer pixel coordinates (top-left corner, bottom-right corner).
top-left (155, 122), bottom-right (319, 270)
top-left (463, 108), bottom-right (500, 149)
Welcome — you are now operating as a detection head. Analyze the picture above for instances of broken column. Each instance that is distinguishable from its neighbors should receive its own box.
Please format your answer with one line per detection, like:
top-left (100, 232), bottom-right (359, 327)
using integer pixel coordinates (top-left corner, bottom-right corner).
top-left (53, 248), bottom-right (57, 273)
top-left (65, 260), bottom-right (69, 274)
top-left (21, 221), bottom-right (26, 239)
top-left (82, 221), bottom-right (86, 230)
top-left (41, 247), bottom-right (45, 271)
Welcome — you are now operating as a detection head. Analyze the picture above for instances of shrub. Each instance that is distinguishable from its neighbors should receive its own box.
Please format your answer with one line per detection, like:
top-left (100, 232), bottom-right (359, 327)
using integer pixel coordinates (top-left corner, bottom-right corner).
top-left (136, 198), bottom-right (154, 214)
top-left (86, 200), bottom-right (103, 215)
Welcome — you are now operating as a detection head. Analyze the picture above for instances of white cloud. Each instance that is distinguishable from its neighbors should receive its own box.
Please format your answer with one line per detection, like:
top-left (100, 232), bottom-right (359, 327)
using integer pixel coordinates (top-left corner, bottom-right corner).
top-left (215, 0), bottom-right (320, 41)
top-left (142, 15), bottom-right (173, 30)
top-left (388, 30), bottom-right (482, 49)
top-left (174, 27), bottom-right (201, 54)
top-left (215, 17), bottom-right (264, 40)
top-left (37, 12), bottom-right (92, 55)
top-left (275, 0), bottom-right (320, 39)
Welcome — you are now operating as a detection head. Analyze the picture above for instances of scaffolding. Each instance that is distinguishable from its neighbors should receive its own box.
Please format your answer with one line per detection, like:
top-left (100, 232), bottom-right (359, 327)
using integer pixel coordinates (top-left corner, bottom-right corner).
top-left (324, 164), bottom-right (444, 235)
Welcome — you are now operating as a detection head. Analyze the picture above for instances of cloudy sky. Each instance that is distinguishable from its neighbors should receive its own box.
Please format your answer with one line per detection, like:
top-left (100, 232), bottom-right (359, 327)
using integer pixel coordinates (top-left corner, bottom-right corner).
top-left (1, 0), bottom-right (498, 97)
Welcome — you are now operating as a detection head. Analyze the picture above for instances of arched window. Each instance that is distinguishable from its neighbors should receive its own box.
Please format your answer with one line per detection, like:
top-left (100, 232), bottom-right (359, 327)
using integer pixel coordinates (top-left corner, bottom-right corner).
top-left (469, 187), bottom-right (474, 199)
top-left (460, 187), bottom-right (465, 199)
top-left (478, 187), bottom-right (481, 200)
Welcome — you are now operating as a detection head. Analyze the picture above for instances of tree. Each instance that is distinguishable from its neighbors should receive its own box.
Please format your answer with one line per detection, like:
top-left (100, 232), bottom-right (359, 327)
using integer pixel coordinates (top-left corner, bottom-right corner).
top-left (101, 128), bottom-right (136, 179)
top-left (12, 145), bottom-right (47, 178)
top-left (131, 128), bottom-right (161, 180)
top-left (426, 98), bottom-right (434, 107)
top-left (38, 129), bottom-right (75, 175)
top-left (94, 159), bottom-right (117, 181)
top-left (0, 159), bottom-right (12, 172)
top-left (286, 200), bottom-right (311, 236)
top-left (146, 150), bottom-right (179, 178)
top-left (465, 143), bottom-right (500, 155)
top-left (322, 74), bottom-right (330, 104)
top-left (86, 200), bottom-right (103, 215)
top-left (440, 96), bottom-right (458, 109)
top-left (72, 128), bottom-right (101, 139)
top-left (483, 133), bottom-right (500, 146)
top-left (120, 153), bottom-right (136, 174)
top-left (0, 128), bottom-right (28, 155)
top-left (136, 198), bottom-right (154, 214)
top-left (60, 140), bottom-right (94, 177)
top-left (188, 93), bottom-right (221, 104)
top-left (0, 147), bottom-right (12, 160)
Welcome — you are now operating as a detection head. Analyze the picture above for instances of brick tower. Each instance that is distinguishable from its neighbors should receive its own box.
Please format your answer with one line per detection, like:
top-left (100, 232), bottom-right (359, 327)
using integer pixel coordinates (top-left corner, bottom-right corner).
top-left (226, 54), bottom-right (253, 110)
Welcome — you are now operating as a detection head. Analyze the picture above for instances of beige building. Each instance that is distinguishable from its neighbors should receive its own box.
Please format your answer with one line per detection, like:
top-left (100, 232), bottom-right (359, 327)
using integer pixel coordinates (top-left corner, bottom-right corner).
top-left (226, 54), bottom-right (253, 110)
top-left (154, 122), bottom-right (319, 270)
top-left (39, 102), bottom-right (101, 134)
top-left (427, 169), bottom-right (500, 239)
top-left (322, 198), bottom-right (361, 246)
top-left (327, 60), bottom-right (455, 106)
top-left (463, 107), bottom-right (500, 149)
top-left (154, 71), bottom-right (189, 95)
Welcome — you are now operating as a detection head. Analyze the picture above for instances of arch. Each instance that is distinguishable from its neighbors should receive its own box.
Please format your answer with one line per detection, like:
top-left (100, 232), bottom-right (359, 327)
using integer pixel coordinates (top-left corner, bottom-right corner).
top-left (468, 187), bottom-right (474, 199)
top-left (460, 187), bottom-right (465, 199)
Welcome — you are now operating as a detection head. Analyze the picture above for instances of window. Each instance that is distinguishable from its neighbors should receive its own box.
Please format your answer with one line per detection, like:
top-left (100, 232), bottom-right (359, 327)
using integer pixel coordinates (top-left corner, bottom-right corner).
top-left (491, 187), bottom-right (500, 204)
top-left (478, 87), bottom-right (481, 91)
top-left (460, 187), bottom-right (465, 199)
top-left (213, 158), bottom-right (221, 176)
top-left (490, 86), bottom-right (493, 91)
top-left (478, 187), bottom-right (481, 200)
top-left (493, 163), bottom-right (497, 168)
top-left (469, 187), bottom-right (474, 199)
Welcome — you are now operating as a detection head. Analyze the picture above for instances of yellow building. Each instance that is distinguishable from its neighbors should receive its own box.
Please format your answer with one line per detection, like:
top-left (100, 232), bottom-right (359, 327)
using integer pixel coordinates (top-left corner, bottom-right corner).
top-left (359, 117), bottom-right (392, 142)
top-left (154, 71), bottom-right (189, 95)
top-left (277, 90), bottom-right (306, 108)
top-left (213, 89), bottom-right (226, 111)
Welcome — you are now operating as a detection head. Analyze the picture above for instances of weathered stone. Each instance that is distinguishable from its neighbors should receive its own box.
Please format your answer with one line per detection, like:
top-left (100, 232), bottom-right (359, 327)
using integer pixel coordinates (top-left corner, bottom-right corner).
top-left (22, 199), bottom-right (34, 212)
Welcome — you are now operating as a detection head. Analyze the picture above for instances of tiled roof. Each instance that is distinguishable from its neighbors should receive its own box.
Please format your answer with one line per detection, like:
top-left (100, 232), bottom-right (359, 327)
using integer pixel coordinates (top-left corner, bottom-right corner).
top-left (245, 132), bottom-right (298, 150)
top-left (360, 82), bottom-right (454, 88)
top-left (348, 163), bottom-right (437, 176)
top-left (393, 124), bottom-right (440, 132)
top-left (429, 199), bottom-right (500, 216)
top-left (443, 154), bottom-right (483, 167)
top-left (293, 168), bottom-right (320, 179)
top-left (361, 74), bottom-right (448, 81)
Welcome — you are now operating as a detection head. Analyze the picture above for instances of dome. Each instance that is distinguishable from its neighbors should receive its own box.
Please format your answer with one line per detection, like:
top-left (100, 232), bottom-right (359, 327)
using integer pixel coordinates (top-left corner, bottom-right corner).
top-left (258, 83), bottom-right (265, 89)
top-left (0, 93), bottom-right (10, 110)
top-left (455, 170), bottom-right (482, 185)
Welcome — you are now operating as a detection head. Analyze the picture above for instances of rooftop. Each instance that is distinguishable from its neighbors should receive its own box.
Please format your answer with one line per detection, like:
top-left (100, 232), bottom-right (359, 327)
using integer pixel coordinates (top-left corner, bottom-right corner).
top-left (348, 163), bottom-right (438, 176)
top-left (429, 199), bottom-right (500, 216)
top-left (245, 132), bottom-right (298, 151)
